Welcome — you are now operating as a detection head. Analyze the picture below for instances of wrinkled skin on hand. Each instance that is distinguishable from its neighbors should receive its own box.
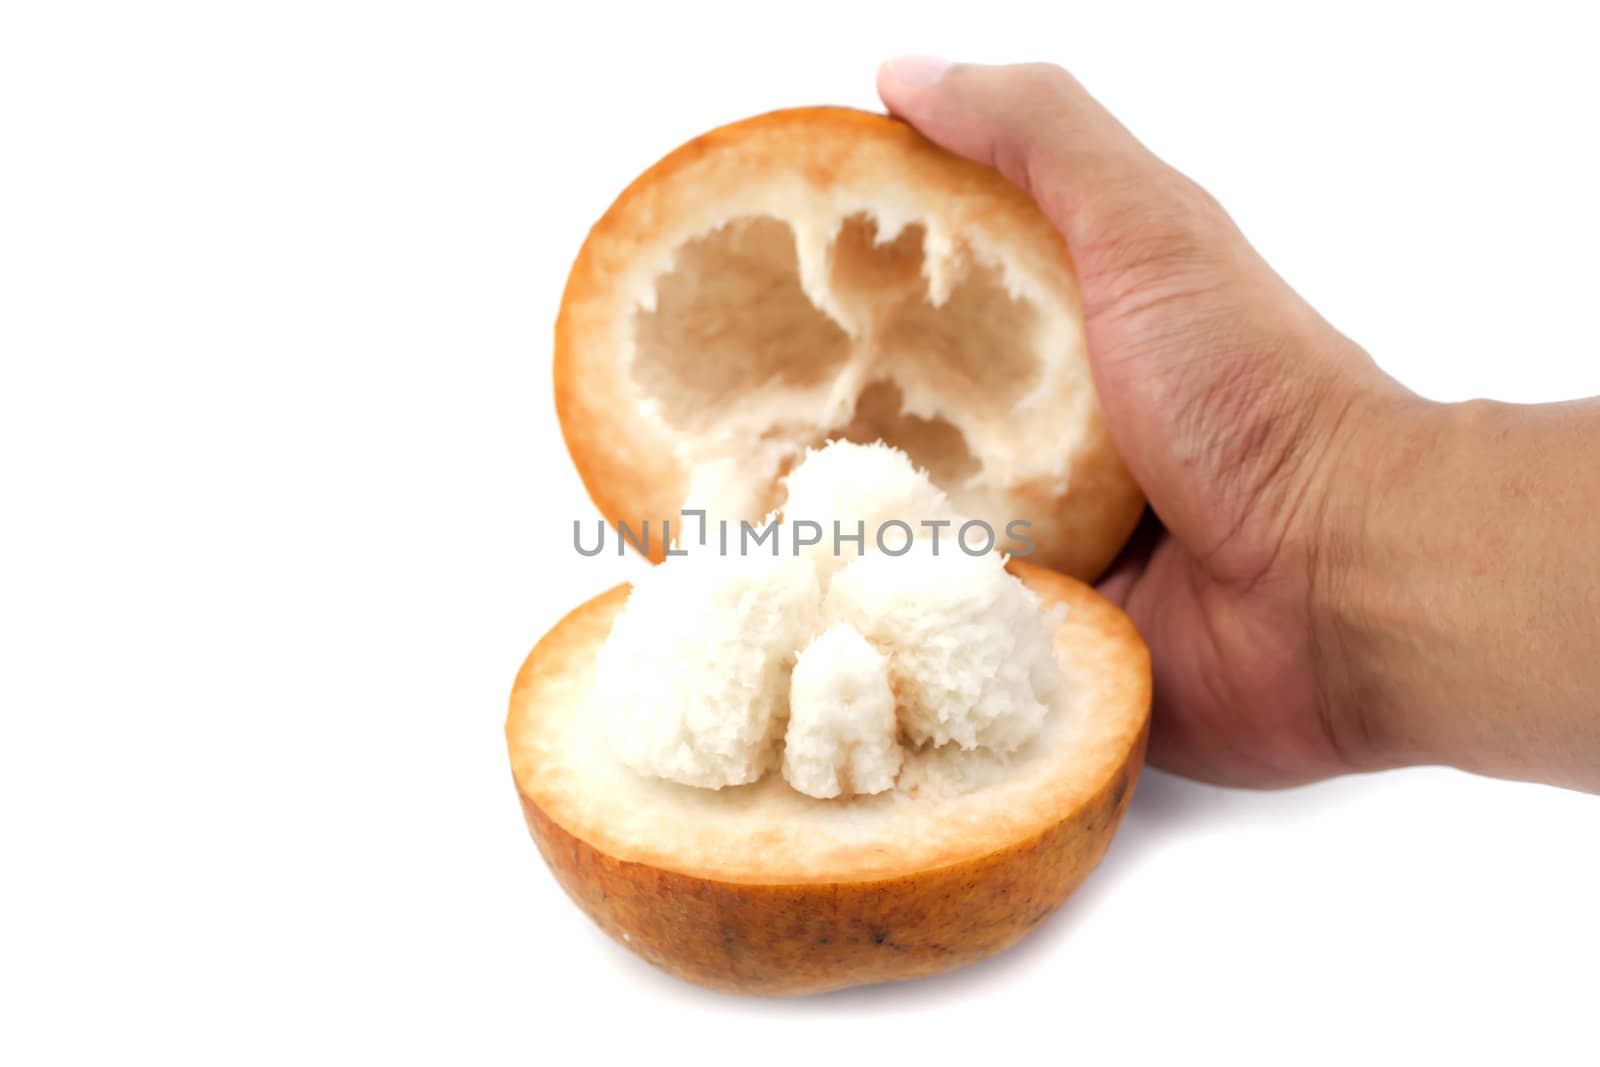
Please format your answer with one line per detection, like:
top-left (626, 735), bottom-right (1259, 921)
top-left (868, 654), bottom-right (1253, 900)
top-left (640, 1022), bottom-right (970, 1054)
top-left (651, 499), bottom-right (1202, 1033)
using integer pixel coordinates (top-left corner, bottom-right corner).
top-left (881, 61), bottom-right (1411, 787)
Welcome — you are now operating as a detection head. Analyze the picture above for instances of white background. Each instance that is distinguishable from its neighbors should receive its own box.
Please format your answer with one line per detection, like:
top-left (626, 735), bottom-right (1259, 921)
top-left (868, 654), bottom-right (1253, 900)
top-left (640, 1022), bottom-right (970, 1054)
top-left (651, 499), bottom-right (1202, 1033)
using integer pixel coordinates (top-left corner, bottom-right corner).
top-left (2, 1), bottom-right (1596, 1063)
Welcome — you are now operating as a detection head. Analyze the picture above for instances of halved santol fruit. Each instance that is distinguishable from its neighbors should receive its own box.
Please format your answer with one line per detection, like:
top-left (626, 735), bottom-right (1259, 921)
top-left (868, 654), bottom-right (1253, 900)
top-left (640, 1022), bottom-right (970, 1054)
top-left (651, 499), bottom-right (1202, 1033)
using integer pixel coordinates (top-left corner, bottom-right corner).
top-left (519, 107), bottom-right (1152, 994)
top-left (554, 106), bottom-right (1144, 579)
top-left (506, 561), bottom-right (1149, 996)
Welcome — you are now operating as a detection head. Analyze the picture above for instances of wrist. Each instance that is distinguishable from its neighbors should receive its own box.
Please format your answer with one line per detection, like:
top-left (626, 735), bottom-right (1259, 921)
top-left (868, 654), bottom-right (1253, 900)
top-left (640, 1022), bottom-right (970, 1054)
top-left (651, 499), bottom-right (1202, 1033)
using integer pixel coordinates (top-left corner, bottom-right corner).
top-left (1304, 382), bottom-right (1451, 773)
top-left (1328, 396), bottom-right (1600, 791)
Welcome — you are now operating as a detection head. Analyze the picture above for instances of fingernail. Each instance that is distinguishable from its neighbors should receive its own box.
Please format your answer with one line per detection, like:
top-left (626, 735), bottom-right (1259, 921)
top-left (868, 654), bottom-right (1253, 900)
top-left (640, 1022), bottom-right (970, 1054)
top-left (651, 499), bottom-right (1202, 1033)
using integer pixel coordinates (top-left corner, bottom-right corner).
top-left (881, 54), bottom-right (952, 87)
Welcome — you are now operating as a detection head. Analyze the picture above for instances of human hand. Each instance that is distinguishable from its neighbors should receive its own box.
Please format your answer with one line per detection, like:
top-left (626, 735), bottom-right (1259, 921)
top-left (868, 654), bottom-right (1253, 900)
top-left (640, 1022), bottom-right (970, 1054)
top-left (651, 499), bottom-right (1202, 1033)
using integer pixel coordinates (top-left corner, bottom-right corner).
top-left (878, 58), bottom-right (1410, 787)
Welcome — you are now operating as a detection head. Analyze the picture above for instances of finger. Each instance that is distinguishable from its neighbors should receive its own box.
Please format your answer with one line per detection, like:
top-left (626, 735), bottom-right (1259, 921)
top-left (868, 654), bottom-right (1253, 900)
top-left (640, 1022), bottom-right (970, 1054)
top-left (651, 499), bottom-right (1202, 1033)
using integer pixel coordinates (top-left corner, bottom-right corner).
top-left (875, 58), bottom-right (1168, 256)
top-left (879, 57), bottom-right (1361, 573)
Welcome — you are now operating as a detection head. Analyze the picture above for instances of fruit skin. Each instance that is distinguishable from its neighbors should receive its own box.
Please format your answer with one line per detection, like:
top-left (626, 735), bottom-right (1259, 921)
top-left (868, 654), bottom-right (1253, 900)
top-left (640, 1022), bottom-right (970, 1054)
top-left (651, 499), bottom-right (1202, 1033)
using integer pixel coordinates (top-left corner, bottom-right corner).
top-left (508, 563), bottom-right (1150, 996)
top-left (515, 724), bottom-right (1144, 996)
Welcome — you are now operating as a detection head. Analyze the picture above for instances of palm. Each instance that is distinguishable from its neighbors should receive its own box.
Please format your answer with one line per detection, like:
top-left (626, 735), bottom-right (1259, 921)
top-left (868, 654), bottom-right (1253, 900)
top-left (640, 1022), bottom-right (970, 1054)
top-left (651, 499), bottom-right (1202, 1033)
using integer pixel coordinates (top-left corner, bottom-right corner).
top-left (1107, 528), bottom-right (1350, 787)
top-left (1067, 178), bottom-right (1372, 789)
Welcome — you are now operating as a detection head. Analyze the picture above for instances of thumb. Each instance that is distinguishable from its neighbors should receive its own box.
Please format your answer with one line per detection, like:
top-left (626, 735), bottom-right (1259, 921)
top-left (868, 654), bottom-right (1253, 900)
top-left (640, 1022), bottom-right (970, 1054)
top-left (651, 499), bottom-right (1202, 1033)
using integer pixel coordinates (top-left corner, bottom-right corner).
top-left (876, 57), bottom-right (1179, 284)
top-left (878, 58), bottom-right (1369, 579)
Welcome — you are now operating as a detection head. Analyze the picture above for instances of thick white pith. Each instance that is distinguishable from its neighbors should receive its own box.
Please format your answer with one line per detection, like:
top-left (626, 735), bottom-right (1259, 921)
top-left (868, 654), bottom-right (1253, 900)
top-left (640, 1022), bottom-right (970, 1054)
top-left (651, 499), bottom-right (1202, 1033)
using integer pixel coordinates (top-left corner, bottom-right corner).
top-left (590, 442), bottom-right (1066, 802)
top-left (624, 210), bottom-right (1097, 527)
top-left (508, 569), bottom-right (1143, 885)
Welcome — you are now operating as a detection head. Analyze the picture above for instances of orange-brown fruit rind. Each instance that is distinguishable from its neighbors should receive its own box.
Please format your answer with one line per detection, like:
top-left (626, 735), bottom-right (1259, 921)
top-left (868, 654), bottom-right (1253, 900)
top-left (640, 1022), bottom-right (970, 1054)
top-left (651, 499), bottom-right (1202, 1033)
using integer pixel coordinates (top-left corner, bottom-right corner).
top-left (506, 561), bottom-right (1151, 995)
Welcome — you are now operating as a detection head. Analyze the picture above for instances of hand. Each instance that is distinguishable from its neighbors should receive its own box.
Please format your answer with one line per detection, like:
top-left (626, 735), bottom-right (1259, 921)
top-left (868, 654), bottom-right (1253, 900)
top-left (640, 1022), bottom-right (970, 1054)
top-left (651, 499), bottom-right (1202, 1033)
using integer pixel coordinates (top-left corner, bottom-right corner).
top-left (877, 58), bottom-right (1569, 789)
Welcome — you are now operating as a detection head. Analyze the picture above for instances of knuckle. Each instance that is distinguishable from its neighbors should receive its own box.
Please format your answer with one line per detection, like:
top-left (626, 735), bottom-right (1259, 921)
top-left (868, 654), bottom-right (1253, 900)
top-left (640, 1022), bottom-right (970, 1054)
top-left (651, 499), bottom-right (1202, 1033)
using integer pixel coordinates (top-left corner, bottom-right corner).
top-left (1013, 61), bottom-right (1079, 97)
